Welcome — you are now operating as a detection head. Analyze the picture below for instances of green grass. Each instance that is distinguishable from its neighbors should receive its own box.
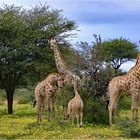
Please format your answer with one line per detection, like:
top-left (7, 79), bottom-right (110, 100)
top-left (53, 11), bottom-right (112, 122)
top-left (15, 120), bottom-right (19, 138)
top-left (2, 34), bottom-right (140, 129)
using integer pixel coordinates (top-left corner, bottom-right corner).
top-left (1, 104), bottom-right (139, 139)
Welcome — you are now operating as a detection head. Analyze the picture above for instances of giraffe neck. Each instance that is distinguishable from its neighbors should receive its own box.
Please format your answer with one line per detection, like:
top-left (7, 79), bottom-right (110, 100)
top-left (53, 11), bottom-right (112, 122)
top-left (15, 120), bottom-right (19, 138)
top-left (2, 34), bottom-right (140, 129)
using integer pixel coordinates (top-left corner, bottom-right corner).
top-left (52, 44), bottom-right (68, 73)
top-left (74, 80), bottom-right (79, 97)
top-left (129, 56), bottom-right (140, 74)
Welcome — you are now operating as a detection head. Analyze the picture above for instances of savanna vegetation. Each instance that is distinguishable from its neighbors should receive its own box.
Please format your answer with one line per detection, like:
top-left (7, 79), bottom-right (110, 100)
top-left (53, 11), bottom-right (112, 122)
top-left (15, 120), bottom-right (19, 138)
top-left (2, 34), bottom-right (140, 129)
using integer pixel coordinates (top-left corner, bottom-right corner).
top-left (0, 91), bottom-right (140, 139)
top-left (0, 3), bottom-right (140, 139)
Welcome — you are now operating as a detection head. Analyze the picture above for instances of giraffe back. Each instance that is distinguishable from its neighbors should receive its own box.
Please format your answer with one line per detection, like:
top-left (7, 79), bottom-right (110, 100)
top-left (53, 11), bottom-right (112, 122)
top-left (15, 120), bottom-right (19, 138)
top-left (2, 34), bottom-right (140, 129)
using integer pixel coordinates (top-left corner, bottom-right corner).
top-left (35, 73), bottom-right (64, 98)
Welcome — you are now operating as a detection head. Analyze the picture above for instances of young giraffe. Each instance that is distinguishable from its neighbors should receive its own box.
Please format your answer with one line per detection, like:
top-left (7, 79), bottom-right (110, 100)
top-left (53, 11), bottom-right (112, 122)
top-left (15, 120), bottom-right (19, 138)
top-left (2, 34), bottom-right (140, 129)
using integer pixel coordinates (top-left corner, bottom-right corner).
top-left (108, 52), bottom-right (140, 126)
top-left (67, 79), bottom-right (84, 127)
top-left (35, 73), bottom-right (64, 123)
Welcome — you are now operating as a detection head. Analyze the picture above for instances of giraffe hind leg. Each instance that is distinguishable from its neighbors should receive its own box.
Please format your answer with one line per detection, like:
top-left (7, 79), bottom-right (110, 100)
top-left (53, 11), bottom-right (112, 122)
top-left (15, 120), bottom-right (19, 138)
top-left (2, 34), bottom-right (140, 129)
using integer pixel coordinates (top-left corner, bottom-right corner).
top-left (131, 93), bottom-right (139, 120)
top-left (108, 92), bottom-right (120, 126)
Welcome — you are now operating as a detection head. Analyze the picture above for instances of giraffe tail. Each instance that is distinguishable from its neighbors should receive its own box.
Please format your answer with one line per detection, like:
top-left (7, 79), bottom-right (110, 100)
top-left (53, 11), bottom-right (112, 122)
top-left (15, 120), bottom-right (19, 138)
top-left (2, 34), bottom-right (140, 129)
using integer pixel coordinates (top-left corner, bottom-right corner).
top-left (33, 100), bottom-right (36, 107)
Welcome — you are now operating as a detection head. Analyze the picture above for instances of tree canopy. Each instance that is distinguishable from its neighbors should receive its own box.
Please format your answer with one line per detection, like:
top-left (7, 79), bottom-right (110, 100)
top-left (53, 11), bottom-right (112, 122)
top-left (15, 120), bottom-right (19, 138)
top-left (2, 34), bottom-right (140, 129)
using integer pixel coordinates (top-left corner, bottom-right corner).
top-left (100, 37), bottom-right (138, 72)
top-left (0, 4), bottom-right (77, 114)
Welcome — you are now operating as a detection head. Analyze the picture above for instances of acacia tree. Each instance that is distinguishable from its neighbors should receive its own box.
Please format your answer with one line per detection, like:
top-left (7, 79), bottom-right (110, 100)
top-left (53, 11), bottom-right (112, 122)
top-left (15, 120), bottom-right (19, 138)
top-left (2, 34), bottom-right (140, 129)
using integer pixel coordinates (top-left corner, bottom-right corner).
top-left (0, 4), bottom-right (77, 114)
top-left (100, 37), bottom-right (138, 74)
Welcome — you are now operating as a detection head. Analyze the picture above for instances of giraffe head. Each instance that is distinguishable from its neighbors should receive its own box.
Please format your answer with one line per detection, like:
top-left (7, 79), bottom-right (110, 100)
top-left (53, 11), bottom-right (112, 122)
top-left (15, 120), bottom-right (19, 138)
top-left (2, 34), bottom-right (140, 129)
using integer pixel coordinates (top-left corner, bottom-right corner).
top-left (64, 73), bottom-right (80, 86)
top-left (49, 37), bottom-right (57, 49)
top-left (50, 73), bottom-right (64, 90)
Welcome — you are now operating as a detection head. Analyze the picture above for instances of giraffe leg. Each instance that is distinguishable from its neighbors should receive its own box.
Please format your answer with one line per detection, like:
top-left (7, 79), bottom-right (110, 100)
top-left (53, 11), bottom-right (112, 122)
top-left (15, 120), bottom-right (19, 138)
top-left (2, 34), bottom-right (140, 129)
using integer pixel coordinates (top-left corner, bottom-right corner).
top-left (108, 92), bottom-right (120, 126)
top-left (41, 97), bottom-right (45, 120)
top-left (76, 114), bottom-right (79, 127)
top-left (131, 93), bottom-right (139, 120)
top-left (71, 115), bottom-right (74, 125)
top-left (47, 97), bottom-right (51, 122)
top-left (135, 95), bottom-right (139, 120)
top-left (51, 94), bottom-right (56, 117)
top-left (63, 106), bottom-right (67, 120)
top-left (113, 94), bottom-right (121, 118)
top-left (108, 104), bottom-right (113, 127)
top-left (49, 100), bottom-right (53, 120)
top-left (36, 98), bottom-right (42, 123)
top-left (79, 111), bottom-right (83, 127)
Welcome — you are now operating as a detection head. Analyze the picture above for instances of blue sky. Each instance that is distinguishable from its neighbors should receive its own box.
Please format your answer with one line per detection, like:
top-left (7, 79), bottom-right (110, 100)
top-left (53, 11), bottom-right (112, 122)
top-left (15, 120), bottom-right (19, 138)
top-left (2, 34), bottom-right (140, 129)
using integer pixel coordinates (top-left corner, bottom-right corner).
top-left (0, 0), bottom-right (140, 71)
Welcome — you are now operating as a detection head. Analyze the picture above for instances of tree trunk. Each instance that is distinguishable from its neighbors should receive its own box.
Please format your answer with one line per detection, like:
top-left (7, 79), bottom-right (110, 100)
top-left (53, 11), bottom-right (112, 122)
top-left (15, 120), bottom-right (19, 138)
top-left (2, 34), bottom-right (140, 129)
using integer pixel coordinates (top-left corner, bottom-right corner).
top-left (6, 87), bottom-right (15, 114)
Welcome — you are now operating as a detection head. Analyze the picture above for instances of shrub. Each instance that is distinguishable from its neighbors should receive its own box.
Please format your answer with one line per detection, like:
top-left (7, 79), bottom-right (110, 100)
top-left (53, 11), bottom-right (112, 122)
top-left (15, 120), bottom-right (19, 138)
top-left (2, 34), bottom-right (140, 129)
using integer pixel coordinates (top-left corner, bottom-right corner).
top-left (14, 88), bottom-right (34, 104)
top-left (84, 96), bottom-right (109, 125)
top-left (115, 118), bottom-right (140, 138)
top-left (119, 96), bottom-right (131, 110)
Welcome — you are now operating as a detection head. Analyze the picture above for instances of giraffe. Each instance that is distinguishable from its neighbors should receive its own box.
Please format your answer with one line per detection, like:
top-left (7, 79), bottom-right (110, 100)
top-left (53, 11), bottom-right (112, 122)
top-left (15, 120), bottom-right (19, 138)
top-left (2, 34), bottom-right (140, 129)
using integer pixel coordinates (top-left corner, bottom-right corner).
top-left (49, 37), bottom-right (80, 119)
top-left (35, 73), bottom-right (64, 123)
top-left (108, 52), bottom-right (140, 126)
top-left (49, 37), bottom-right (80, 85)
top-left (67, 79), bottom-right (84, 127)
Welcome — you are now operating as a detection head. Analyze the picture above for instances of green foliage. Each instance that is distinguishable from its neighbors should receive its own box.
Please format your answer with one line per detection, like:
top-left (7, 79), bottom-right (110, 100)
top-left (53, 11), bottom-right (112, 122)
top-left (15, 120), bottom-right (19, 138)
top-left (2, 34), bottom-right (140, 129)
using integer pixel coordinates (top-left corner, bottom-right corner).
top-left (0, 4), bottom-right (77, 87)
top-left (119, 96), bottom-right (131, 110)
top-left (14, 88), bottom-right (34, 104)
top-left (101, 37), bottom-right (138, 70)
top-left (0, 89), bottom-right (6, 105)
top-left (115, 118), bottom-right (140, 138)
top-left (83, 96), bottom-right (109, 125)
top-left (0, 4), bottom-right (77, 113)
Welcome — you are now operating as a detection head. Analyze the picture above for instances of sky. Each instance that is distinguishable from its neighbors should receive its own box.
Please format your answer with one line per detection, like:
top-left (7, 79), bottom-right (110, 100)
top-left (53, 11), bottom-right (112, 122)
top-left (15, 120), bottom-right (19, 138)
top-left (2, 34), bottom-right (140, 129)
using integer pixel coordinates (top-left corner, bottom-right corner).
top-left (0, 0), bottom-right (140, 71)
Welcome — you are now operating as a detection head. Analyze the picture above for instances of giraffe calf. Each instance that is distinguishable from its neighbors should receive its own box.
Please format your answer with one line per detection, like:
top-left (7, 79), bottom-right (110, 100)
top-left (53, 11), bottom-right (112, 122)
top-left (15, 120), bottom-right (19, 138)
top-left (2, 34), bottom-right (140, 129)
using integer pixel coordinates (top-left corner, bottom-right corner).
top-left (67, 79), bottom-right (84, 127)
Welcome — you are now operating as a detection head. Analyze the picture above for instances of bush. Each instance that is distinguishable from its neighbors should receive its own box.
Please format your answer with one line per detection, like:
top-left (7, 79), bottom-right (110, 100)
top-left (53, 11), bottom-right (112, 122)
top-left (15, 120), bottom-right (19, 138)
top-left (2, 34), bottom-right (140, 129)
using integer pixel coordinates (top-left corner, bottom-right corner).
top-left (0, 89), bottom-right (6, 105)
top-left (115, 118), bottom-right (140, 138)
top-left (84, 96), bottom-right (109, 125)
top-left (119, 96), bottom-right (131, 110)
top-left (14, 88), bottom-right (34, 104)
top-left (17, 99), bottom-right (30, 104)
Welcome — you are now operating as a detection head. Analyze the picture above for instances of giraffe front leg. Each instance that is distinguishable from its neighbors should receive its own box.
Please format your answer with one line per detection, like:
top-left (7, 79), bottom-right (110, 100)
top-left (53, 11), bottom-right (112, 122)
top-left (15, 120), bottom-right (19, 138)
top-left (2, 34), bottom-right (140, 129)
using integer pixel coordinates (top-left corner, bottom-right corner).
top-left (108, 105), bottom-right (113, 127)
top-left (36, 100), bottom-right (42, 124)
top-left (47, 100), bottom-right (51, 122)
top-left (51, 94), bottom-right (56, 117)
top-left (76, 114), bottom-right (79, 127)
top-left (79, 112), bottom-right (83, 127)
top-left (113, 94), bottom-right (121, 118)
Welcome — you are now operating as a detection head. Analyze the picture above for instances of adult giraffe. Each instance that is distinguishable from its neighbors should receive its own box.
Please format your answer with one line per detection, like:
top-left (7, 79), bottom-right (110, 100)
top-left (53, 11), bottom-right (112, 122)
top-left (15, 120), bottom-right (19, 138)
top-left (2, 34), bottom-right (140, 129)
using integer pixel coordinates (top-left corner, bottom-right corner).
top-left (49, 37), bottom-right (80, 85)
top-left (49, 37), bottom-right (80, 119)
top-left (35, 73), bottom-right (64, 123)
top-left (108, 52), bottom-right (140, 126)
